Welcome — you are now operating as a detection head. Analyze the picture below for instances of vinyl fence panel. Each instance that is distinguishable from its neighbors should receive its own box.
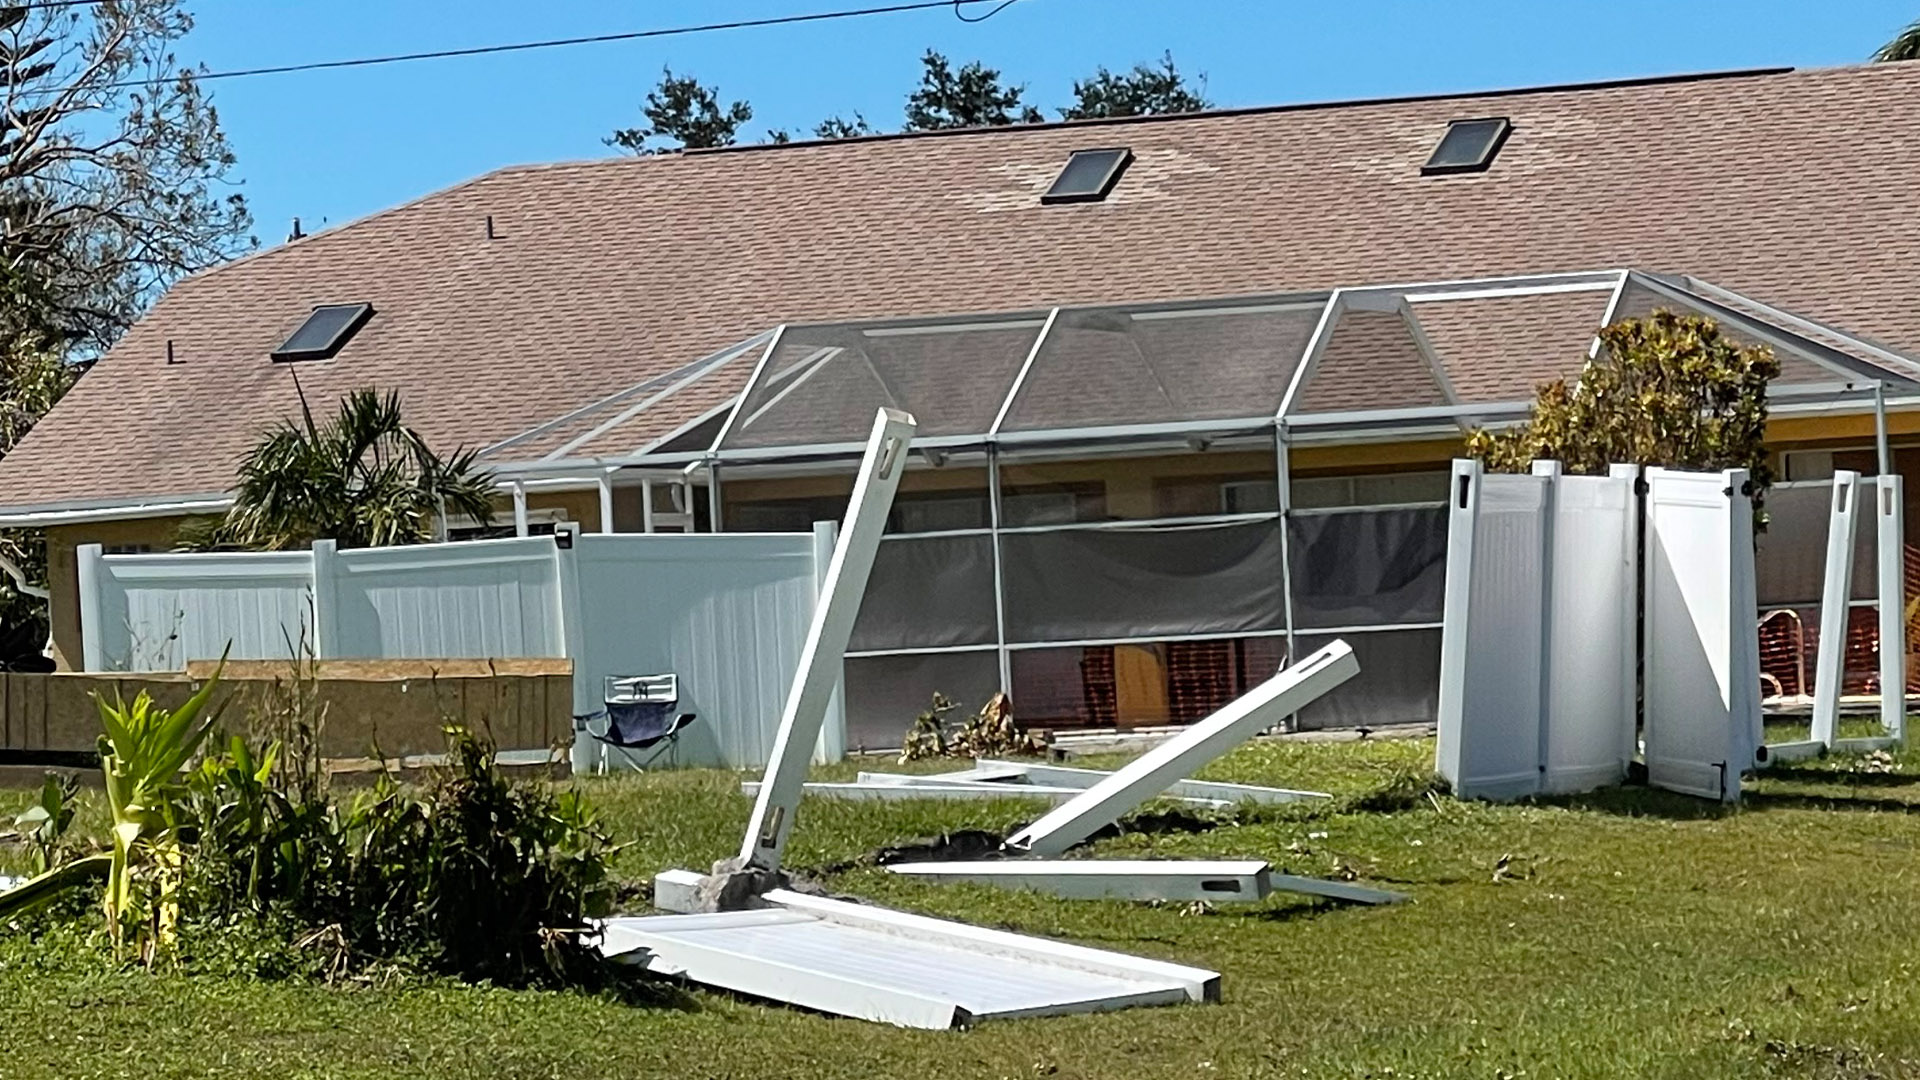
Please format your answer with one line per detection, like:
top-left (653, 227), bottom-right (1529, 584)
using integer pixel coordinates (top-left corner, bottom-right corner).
top-left (1643, 467), bottom-right (1762, 801)
top-left (1541, 468), bottom-right (1638, 793)
top-left (1435, 461), bottom-right (1549, 800)
top-left (78, 545), bottom-right (314, 671)
top-left (317, 537), bottom-right (565, 660)
top-left (568, 531), bottom-right (820, 769)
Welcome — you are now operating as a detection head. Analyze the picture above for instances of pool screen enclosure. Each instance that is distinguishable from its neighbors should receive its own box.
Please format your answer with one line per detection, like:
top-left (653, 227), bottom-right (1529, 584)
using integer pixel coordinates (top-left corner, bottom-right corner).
top-left (481, 269), bottom-right (1920, 738)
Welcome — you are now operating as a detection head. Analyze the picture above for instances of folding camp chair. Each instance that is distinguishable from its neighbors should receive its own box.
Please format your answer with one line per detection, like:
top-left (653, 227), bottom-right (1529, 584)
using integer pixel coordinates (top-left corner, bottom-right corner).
top-left (581, 674), bottom-right (696, 773)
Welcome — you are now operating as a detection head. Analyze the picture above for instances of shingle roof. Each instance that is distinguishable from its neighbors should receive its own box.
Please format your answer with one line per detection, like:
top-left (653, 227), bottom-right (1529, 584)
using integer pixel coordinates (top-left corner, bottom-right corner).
top-left (7, 62), bottom-right (1920, 510)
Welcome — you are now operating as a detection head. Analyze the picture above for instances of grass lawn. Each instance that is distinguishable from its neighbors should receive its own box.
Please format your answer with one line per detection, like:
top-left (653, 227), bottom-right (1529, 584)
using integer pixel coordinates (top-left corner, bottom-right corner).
top-left (6, 728), bottom-right (1920, 1079)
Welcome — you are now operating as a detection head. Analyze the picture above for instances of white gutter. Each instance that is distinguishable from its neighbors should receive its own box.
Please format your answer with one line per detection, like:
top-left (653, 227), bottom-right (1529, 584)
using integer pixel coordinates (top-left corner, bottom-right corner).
top-left (0, 496), bottom-right (232, 528)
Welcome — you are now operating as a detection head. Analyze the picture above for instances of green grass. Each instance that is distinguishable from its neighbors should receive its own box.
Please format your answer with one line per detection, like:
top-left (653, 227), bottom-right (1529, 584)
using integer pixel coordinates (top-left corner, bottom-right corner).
top-left (8, 735), bottom-right (1920, 1079)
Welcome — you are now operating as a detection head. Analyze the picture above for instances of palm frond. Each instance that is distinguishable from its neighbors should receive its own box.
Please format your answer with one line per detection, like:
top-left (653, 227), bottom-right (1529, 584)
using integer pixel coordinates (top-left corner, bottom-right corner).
top-left (1874, 18), bottom-right (1920, 61)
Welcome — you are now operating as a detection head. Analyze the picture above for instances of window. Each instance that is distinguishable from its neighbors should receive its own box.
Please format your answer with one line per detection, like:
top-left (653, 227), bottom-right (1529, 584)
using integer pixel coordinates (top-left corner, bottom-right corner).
top-left (1421, 118), bottom-right (1511, 176)
top-left (1221, 480), bottom-right (1279, 514)
top-left (1292, 470), bottom-right (1450, 509)
top-left (271, 303), bottom-right (374, 362)
top-left (446, 508), bottom-right (567, 542)
top-left (1041, 148), bottom-right (1133, 204)
top-left (1002, 482), bottom-right (1106, 526)
top-left (890, 490), bottom-right (989, 533)
top-left (101, 543), bottom-right (152, 555)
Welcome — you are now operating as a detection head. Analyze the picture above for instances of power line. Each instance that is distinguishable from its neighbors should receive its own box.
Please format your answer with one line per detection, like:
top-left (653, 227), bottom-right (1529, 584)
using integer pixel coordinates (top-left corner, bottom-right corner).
top-left (99, 0), bottom-right (1025, 90)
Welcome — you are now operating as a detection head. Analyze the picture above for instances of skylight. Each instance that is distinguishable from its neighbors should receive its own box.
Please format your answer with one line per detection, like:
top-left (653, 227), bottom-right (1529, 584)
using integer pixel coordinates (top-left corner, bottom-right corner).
top-left (1042, 148), bottom-right (1133, 204)
top-left (271, 303), bottom-right (373, 362)
top-left (1422, 118), bottom-right (1511, 176)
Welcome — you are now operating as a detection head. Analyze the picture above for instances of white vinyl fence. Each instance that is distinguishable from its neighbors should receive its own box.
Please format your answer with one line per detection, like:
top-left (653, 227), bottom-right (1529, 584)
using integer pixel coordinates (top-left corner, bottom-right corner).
top-left (1436, 460), bottom-right (1638, 800)
top-left (77, 529), bottom-right (826, 768)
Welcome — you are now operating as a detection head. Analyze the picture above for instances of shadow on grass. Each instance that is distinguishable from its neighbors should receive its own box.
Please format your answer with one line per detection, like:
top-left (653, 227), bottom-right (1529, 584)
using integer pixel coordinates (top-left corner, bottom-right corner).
top-left (1532, 785), bottom-right (1739, 821)
top-left (1742, 790), bottom-right (1920, 815)
top-left (1752, 765), bottom-right (1920, 788)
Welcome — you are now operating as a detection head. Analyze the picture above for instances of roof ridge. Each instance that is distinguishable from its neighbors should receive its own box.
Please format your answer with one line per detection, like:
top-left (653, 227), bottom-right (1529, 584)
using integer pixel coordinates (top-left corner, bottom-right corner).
top-left (686, 63), bottom-right (1803, 156)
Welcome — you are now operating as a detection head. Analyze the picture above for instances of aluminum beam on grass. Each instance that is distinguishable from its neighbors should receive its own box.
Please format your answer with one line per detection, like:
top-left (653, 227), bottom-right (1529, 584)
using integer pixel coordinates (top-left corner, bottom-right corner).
top-left (1004, 641), bottom-right (1359, 857)
top-left (597, 889), bottom-right (1219, 1028)
top-left (738, 779), bottom-right (1144, 805)
top-left (859, 762), bottom-right (1332, 805)
top-left (740, 408), bottom-right (916, 872)
top-left (1810, 472), bottom-right (1862, 750)
top-left (1643, 467), bottom-right (1764, 801)
top-left (887, 860), bottom-right (1407, 905)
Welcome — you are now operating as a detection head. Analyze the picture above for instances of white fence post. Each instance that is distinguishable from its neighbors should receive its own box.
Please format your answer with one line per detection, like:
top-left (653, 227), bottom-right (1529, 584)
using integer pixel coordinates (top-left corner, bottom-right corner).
top-left (1811, 471), bottom-right (1861, 749)
top-left (310, 539), bottom-right (338, 659)
top-left (812, 519), bottom-right (847, 765)
top-left (1879, 474), bottom-right (1906, 743)
top-left (1609, 463), bottom-right (1643, 768)
top-left (1529, 460), bottom-right (1562, 786)
top-left (77, 542), bottom-right (105, 671)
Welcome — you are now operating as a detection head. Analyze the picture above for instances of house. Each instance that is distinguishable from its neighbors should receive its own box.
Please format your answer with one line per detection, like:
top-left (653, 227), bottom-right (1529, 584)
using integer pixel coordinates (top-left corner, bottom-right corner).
top-left (5, 62), bottom-right (1920, 748)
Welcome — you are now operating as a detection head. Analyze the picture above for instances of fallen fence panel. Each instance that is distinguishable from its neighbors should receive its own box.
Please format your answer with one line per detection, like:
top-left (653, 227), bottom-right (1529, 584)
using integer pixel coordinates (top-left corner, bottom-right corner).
top-left (597, 889), bottom-right (1218, 1028)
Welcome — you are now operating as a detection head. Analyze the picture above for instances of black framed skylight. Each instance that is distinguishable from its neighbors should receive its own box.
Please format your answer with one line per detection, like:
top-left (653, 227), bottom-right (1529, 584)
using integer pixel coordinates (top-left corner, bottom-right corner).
top-left (1042, 147), bottom-right (1133, 204)
top-left (1422, 117), bottom-right (1512, 176)
top-left (271, 303), bottom-right (374, 362)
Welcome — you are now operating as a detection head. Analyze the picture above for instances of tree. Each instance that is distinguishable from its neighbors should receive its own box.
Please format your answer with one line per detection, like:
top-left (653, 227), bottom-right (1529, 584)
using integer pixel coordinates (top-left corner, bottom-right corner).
top-left (813, 113), bottom-right (876, 140)
top-left (1874, 18), bottom-right (1920, 61)
top-left (189, 389), bottom-right (497, 551)
top-left (904, 50), bottom-right (1043, 131)
top-left (0, 1), bottom-right (252, 666)
top-left (1467, 310), bottom-right (1780, 514)
top-left (0, 335), bottom-right (75, 668)
top-left (0, 2), bottom-right (253, 353)
top-left (1060, 52), bottom-right (1211, 120)
top-left (608, 67), bottom-right (753, 153)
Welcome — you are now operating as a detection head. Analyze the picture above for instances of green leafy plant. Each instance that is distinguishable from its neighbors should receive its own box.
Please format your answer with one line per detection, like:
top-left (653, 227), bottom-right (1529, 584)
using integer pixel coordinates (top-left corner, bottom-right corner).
top-left (13, 772), bottom-right (78, 874)
top-left (183, 725), bottom-right (617, 986)
top-left (95, 667), bottom-right (230, 958)
top-left (1467, 310), bottom-right (1779, 519)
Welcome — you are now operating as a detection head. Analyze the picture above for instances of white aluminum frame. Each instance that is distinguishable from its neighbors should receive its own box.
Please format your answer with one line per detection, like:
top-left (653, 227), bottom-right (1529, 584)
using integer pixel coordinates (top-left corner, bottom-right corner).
top-left (887, 859), bottom-right (1406, 905)
top-left (740, 408), bottom-right (916, 871)
top-left (857, 761), bottom-right (1329, 805)
top-left (1005, 641), bottom-right (1358, 856)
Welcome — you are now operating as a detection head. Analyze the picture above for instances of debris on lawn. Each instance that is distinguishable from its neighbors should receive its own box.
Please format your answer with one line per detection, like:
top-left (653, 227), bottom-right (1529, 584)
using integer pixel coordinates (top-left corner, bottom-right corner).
top-left (595, 411), bottom-right (1227, 1029)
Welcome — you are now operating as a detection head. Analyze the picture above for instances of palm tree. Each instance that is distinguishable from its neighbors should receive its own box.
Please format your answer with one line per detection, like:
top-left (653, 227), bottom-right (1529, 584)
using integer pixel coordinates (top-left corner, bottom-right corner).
top-left (1874, 18), bottom-right (1920, 61)
top-left (195, 389), bottom-right (496, 550)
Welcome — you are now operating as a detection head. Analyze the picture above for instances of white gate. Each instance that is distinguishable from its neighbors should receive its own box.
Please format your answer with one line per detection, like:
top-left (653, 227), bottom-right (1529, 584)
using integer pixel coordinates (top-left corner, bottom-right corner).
top-left (1643, 467), bottom-right (1762, 801)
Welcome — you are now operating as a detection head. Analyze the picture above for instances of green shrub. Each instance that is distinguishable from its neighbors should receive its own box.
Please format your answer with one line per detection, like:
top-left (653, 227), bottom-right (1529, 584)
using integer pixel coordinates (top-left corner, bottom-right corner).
top-left (183, 726), bottom-right (618, 986)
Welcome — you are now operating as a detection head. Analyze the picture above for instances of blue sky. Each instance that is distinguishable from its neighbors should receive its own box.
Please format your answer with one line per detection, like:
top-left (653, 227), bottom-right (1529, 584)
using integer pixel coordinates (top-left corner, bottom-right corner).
top-left (186, 0), bottom-right (1916, 244)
